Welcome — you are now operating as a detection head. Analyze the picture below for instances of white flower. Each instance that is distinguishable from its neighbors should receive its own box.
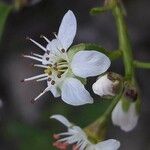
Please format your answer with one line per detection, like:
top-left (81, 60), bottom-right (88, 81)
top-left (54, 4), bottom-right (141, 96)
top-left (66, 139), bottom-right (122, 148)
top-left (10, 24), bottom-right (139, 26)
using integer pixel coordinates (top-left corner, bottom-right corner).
top-left (112, 100), bottom-right (139, 132)
top-left (92, 73), bottom-right (121, 98)
top-left (51, 114), bottom-right (120, 150)
top-left (23, 10), bottom-right (111, 106)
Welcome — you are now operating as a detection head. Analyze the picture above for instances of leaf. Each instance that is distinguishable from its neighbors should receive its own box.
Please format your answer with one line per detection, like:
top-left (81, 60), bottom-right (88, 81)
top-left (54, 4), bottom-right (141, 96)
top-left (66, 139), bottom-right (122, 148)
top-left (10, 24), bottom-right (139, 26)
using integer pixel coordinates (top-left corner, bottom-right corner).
top-left (0, 2), bottom-right (13, 41)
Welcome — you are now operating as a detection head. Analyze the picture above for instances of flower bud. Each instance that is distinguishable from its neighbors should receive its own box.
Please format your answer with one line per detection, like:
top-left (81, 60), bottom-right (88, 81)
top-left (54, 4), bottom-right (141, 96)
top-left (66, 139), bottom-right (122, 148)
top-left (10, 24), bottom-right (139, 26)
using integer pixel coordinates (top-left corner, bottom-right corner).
top-left (112, 83), bottom-right (141, 132)
top-left (92, 72), bottom-right (123, 98)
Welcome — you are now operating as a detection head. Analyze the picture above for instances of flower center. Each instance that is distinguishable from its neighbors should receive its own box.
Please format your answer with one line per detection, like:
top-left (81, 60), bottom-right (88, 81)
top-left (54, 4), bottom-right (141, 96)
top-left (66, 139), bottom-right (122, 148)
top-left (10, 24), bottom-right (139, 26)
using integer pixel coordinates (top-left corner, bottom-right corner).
top-left (44, 59), bottom-right (68, 84)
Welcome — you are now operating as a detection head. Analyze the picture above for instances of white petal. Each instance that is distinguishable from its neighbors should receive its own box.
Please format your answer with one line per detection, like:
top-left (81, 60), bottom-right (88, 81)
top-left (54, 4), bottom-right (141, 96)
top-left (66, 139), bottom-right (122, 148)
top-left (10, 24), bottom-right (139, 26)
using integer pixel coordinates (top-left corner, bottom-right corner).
top-left (92, 74), bottom-right (114, 97)
top-left (95, 139), bottom-right (120, 150)
top-left (61, 78), bottom-right (93, 106)
top-left (50, 86), bottom-right (61, 97)
top-left (46, 39), bottom-right (63, 56)
top-left (71, 51), bottom-right (111, 78)
top-left (50, 114), bottom-right (72, 127)
top-left (58, 10), bottom-right (77, 50)
top-left (112, 101), bottom-right (138, 132)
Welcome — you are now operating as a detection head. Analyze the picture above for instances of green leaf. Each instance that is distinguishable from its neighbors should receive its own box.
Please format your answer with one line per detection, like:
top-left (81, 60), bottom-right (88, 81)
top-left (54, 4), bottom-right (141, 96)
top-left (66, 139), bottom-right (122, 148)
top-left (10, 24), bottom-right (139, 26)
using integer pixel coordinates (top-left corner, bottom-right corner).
top-left (0, 2), bottom-right (13, 41)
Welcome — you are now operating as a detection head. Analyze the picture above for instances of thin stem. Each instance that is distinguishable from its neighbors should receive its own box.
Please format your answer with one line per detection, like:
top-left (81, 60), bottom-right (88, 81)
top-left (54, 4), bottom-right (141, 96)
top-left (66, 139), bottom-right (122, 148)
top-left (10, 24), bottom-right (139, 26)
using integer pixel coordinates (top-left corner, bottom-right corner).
top-left (84, 87), bottom-right (124, 142)
top-left (134, 60), bottom-right (150, 69)
top-left (99, 86), bottom-right (124, 122)
top-left (112, 0), bottom-right (134, 80)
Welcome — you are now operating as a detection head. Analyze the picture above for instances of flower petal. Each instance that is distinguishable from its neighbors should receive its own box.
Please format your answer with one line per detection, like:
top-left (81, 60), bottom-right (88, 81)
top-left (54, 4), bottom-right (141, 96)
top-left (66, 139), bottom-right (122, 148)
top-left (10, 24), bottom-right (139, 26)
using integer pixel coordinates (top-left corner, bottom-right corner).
top-left (50, 86), bottom-right (61, 98)
top-left (95, 139), bottom-right (120, 150)
top-left (112, 101), bottom-right (138, 132)
top-left (46, 39), bottom-right (63, 56)
top-left (58, 10), bottom-right (77, 50)
top-left (51, 114), bottom-right (72, 127)
top-left (61, 78), bottom-right (93, 106)
top-left (71, 51), bottom-right (111, 78)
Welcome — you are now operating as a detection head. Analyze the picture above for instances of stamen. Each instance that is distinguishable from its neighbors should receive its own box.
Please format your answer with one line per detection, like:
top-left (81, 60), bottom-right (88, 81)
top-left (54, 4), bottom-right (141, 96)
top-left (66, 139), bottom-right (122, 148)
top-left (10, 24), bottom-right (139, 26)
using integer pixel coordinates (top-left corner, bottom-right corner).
top-left (57, 64), bottom-right (68, 69)
top-left (44, 68), bottom-right (52, 75)
top-left (58, 69), bottom-right (67, 73)
top-left (23, 74), bottom-right (47, 82)
top-left (46, 50), bottom-right (50, 55)
top-left (26, 37), bottom-right (47, 51)
top-left (46, 57), bottom-right (49, 61)
top-left (40, 35), bottom-right (50, 43)
top-left (57, 61), bottom-right (68, 65)
top-left (31, 52), bottom-right (43, 58)
top-left (33, 87), bottom-right (50, 102)
top-left (51, 80), bottom-right (55, 85)
top-left (23, 55), bottom-right (42, 62)
top-left (34, 64), bottom-right (48, 69)
top-left (61, 49), bottom-right (65, 53)
top-left (47, 78), bottom-right (52, 81)
top-left (36, 77), bottom-right (48, 82)
top-left (57, 74), bottom-right (61, 78)
top-left (49, 64), bottom-right (52, 67)
top-left (53, 67), bottom-right (58, 71)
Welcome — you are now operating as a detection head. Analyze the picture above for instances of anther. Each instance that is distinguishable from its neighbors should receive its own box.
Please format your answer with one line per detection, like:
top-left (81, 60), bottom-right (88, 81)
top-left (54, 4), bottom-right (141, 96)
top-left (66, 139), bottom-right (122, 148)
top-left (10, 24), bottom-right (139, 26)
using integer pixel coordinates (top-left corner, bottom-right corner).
top-left (21, 79), bottom-right (25, 82)
top-left (31, 99), bottom-right (36, 104)
top-left (46, 50), bottom-right (50, 55)
top-left (61, 49), bottom-right (65, 53)
top-left (46, 57), bottom-right (49, 61)
top-left (47, 78), bottom-right (52, 81)
top-left (26, 36), bottom-right (30, 40)
top-left (51, 80), bottom-right (55, 85)
top-left (57, 74), bottom-right (61, 78)
top-left (40, 35), bottom-right (44, 38)
top-left (53, 67), bottom-right (58, 71)
top-left (49, 64), bottom-right (52, 67)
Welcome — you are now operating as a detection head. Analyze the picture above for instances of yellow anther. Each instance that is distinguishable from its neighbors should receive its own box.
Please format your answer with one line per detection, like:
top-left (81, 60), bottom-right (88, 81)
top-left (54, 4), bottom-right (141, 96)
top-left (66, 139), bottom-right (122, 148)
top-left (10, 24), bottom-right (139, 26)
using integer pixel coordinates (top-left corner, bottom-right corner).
top-left (44, 68), bottom-right (52, 75)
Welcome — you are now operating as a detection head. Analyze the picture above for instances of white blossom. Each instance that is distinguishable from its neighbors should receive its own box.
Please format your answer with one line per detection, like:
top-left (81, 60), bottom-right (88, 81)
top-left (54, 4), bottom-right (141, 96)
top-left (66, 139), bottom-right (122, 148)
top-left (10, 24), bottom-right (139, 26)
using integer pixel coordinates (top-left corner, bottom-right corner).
top-left (51, 114), bottom-right (120, 150)
top-left (23, 10), bottom-right (111, 106)
top-left (112, 100), bottom-right (139, 132)
top-left (92, 73), bottom-right (120, 97)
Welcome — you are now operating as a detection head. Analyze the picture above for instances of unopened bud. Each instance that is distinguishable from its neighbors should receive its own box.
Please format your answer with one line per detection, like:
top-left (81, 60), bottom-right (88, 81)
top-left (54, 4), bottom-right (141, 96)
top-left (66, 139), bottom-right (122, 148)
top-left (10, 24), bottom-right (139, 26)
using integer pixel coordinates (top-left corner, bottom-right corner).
top-left (92, 72), bottom-right (123, 98)
top-left (84, 117), bottom-right (107, 143)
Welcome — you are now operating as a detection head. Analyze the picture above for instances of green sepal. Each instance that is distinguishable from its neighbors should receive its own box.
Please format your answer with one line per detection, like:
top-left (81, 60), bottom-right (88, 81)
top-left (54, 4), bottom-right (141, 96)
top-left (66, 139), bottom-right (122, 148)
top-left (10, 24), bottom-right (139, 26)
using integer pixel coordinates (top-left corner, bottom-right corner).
top-left (0, 2), bottom-right (13, 41)
top-left (75, 76), bottom-right (87, 85)
top-left (68, 43), bottom-right (108, 60)
top-left (121, 97), bottom-right (130, 112)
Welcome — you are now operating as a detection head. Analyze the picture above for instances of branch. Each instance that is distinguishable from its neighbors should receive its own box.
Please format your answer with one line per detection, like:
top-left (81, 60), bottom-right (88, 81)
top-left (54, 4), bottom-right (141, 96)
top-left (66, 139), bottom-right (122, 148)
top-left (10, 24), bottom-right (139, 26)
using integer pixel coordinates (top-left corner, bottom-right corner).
top-left (134, 60), bottom-right (150, 69)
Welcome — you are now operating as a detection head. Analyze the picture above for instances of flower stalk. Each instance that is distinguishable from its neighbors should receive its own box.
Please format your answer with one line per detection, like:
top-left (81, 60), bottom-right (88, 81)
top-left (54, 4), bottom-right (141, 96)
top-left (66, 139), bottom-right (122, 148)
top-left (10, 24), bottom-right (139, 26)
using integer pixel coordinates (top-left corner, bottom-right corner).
top-left (84, 85), bottom-right (124, 142)
top-left (134, 60), bottom-right (150, 69)
top-left (112, 0), bottom-right (134, 80)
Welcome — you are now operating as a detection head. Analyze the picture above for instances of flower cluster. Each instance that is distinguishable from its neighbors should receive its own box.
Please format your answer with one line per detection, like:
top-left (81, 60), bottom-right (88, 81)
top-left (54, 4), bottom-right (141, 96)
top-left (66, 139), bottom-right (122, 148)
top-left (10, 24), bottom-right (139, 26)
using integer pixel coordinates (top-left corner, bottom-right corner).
top-left (22, 8), bottom-right (142, 150)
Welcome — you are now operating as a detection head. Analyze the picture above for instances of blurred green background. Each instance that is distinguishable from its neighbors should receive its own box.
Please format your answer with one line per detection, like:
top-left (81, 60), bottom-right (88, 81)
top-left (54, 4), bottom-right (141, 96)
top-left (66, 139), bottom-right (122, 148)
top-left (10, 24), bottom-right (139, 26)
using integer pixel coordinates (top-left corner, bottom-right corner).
top-left (0, 0), bottom-right (150, 150)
